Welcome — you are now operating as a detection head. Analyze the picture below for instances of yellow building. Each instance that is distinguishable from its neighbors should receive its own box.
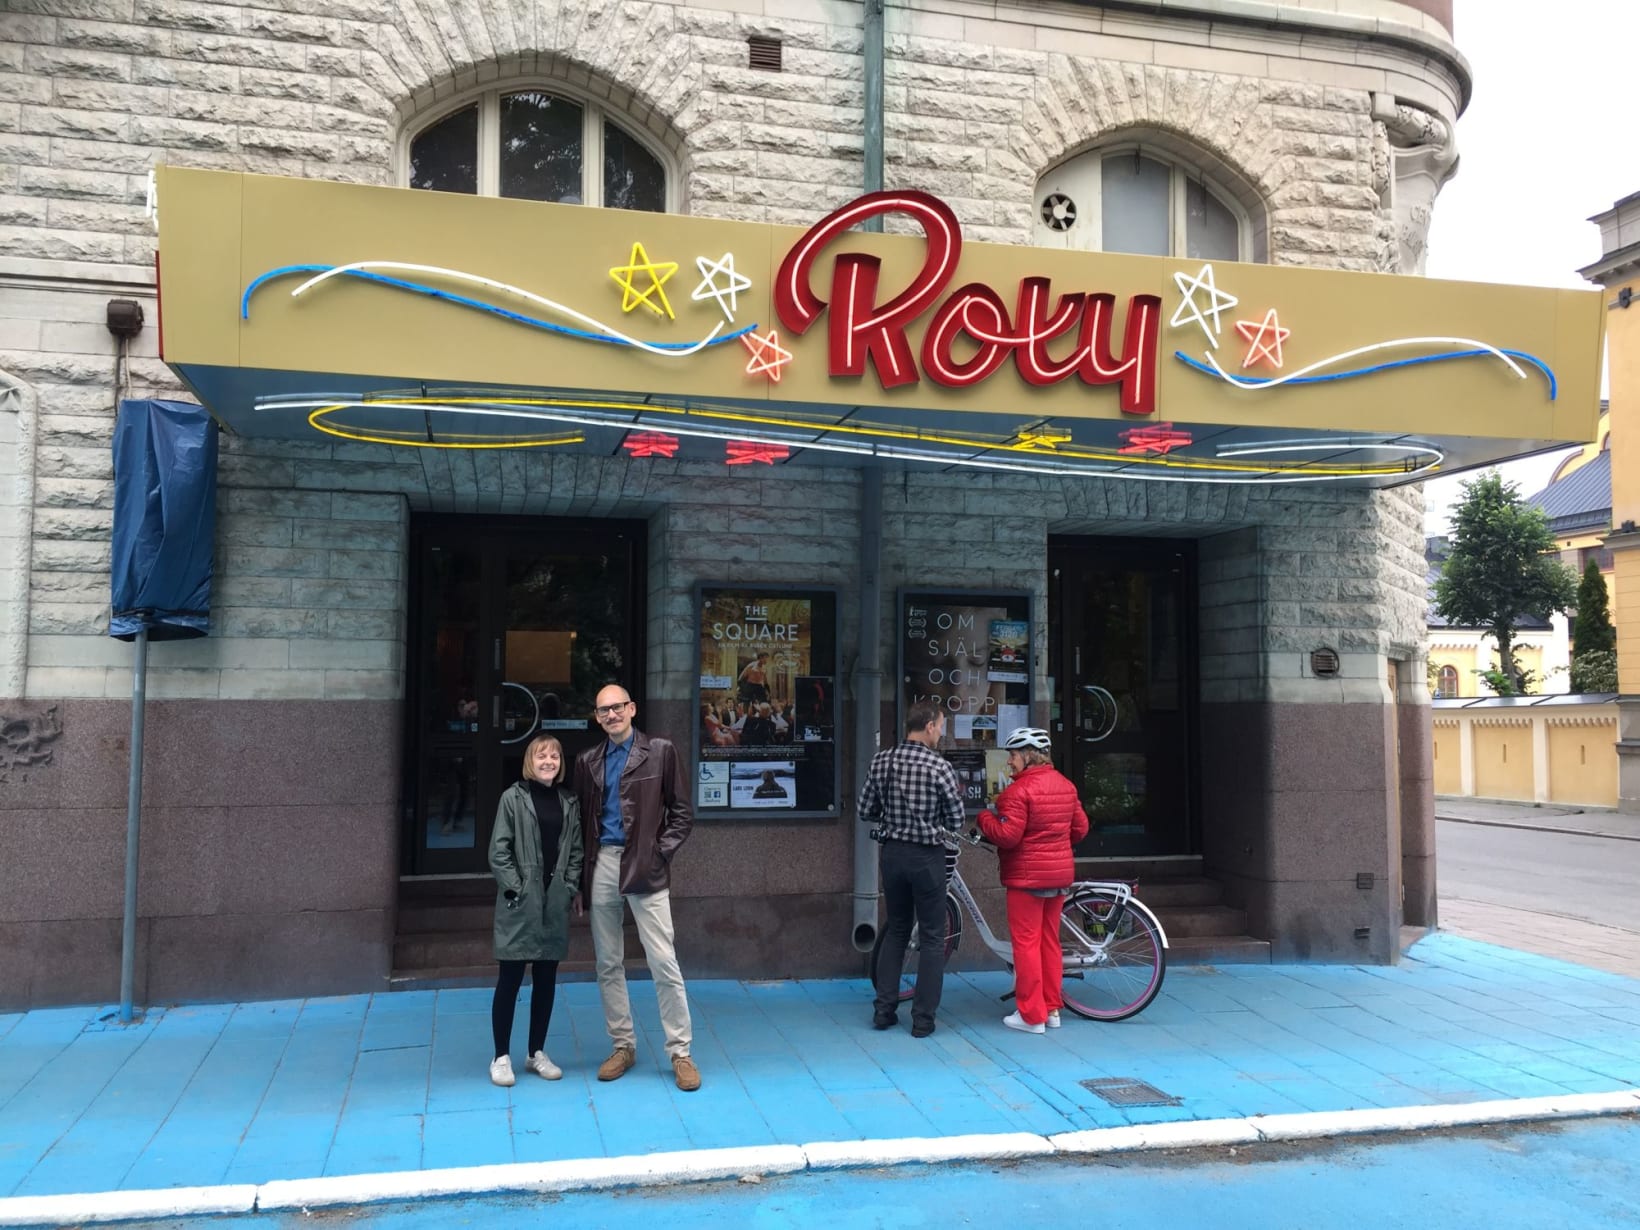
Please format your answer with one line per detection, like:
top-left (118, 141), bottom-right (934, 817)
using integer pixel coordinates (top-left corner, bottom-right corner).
top-left (1581, 193), bottom-right (1640, 811)
top-left (1532, 406), bottom-right (1615, 633)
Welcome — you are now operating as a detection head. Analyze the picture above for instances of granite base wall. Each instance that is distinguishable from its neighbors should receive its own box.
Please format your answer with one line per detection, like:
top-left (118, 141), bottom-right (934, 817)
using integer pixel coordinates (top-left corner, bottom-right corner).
top-left (0, 697), bottom-right (400, 1009)
top-left (1200, 698), bottom-right (1401, 963)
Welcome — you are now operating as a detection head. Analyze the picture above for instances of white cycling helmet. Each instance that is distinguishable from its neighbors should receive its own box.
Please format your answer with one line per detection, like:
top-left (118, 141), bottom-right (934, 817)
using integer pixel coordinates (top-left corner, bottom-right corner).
top-left (1002, 727), bottom-right (1052, 752)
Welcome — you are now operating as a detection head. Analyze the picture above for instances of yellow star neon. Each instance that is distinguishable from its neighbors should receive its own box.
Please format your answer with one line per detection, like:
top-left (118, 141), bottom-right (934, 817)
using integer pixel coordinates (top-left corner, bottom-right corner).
top-left (609, 242), bottom-right (678, 319)
top-left (1016, 428), bottom-right (1072, 450)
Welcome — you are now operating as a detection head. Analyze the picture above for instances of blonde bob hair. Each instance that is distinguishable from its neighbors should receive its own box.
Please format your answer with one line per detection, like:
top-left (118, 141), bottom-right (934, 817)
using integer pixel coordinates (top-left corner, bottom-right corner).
top-left (520, 734), bottom-right (566, 785)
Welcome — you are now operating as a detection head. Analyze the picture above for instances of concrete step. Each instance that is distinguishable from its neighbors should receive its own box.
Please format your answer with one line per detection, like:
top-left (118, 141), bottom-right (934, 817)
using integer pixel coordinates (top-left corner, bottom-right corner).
top-left (1150, 903), bottom-right (1251, 939)
top-left (1126, 877), bottom-right (1225, 908)
top-left (398, 902), bottom-right (494, 934)
top-left (1168, 934), bottom-right (1273, 965)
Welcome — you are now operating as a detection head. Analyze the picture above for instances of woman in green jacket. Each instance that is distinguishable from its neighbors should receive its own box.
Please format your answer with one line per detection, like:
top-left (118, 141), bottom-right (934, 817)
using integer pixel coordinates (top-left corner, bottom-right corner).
top-left (488, 733), bottom-right (584, 1087)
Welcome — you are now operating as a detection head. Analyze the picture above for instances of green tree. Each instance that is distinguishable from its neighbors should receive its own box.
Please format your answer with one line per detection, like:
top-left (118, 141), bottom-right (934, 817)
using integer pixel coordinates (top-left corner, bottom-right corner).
top-left (1571, 558), bottom-right (1616, 657)
top-left (1434, 471), bottom-right (1578, 696)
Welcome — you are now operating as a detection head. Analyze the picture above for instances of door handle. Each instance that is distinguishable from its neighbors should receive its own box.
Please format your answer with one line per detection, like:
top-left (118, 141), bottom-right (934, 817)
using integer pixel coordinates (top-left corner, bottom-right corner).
top-left (492, 695), bottom-right (500, 728)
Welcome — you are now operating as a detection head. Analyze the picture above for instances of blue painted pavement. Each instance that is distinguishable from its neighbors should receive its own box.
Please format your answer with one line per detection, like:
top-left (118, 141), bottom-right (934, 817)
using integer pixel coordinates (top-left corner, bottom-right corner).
top-left (2, 933), bottom-right (1639, 1201)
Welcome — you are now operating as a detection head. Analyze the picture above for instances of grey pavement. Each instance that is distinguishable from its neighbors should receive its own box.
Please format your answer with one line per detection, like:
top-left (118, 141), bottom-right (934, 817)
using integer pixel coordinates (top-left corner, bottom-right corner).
top-left (1435, 796), bottom-right (1640, 841)
top-left (3, 933), bottom-right (1640, 1224)
top-left (1436, 796), bottom-right (1640, 979)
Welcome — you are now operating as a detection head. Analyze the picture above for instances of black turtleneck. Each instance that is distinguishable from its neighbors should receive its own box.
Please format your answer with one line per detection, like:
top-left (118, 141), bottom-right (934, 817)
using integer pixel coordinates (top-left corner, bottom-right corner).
top-left (527, 780), bottom-right (564, 888)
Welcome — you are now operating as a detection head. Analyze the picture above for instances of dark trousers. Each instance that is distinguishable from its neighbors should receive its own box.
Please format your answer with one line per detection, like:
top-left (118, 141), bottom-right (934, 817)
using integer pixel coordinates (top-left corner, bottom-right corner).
top-left (874, 840), bottom-right (949, 1027)
top-left (492, 959), bottom-right (559, 1059)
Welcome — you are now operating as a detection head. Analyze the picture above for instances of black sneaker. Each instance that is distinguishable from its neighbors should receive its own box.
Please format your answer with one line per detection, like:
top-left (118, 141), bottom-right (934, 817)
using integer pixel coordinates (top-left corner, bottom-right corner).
top-left (911, 1020), bottom-right (936, 1038)
top-left (872, 1010), bottom-right (897, 1030)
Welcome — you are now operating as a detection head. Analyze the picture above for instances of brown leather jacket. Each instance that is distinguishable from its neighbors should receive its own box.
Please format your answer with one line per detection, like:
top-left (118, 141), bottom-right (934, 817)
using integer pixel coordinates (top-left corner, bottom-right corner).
top-left (575, 729), bottom-right (693, 896)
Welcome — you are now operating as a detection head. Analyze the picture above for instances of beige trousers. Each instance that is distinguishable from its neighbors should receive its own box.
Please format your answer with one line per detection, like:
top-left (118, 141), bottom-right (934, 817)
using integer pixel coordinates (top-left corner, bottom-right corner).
top-left (590, 845), bottom-right (693, 1059)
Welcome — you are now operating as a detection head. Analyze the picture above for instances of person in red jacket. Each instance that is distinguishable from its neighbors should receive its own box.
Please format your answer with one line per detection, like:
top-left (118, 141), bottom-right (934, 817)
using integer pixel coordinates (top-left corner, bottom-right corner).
top-left (976, 728), bottom-right (1090, 1034)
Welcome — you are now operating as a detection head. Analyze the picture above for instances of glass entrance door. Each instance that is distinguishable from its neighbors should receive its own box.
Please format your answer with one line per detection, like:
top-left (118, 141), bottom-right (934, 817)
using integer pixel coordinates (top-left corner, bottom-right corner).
top-left (1049, 538), bottom-right (1197, 858)
top-left (406, 517), bottom-right (645, 876)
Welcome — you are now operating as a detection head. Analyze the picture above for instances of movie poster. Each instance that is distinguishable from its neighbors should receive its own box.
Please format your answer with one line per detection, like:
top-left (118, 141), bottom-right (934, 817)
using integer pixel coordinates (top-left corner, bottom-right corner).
top-left (696, 587), bottom-right (837, 816)
top-left (901, 590), bottom-right (1031, 811)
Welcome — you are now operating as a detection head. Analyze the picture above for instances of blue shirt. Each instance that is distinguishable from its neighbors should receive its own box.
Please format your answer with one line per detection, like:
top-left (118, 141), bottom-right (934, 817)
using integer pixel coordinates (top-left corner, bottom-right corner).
top-left (599, 735), bottom-right (632, 846)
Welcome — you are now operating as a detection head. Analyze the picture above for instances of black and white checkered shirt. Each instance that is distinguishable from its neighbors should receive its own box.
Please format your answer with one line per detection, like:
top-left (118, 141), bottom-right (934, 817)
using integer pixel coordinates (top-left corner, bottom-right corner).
top-left (858, 741), bottom-right (964, 847)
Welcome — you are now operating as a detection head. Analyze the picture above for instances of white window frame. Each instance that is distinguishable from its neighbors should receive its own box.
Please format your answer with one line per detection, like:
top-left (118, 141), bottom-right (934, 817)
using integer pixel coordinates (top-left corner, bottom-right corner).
top-left (1037, 141), bottom-right (1260, 263)
top-left (398, 82), bottom-right (678, 213)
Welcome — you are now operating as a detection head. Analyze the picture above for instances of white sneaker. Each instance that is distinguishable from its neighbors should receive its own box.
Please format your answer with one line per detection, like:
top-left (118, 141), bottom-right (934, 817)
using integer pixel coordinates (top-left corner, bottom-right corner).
top-left (489, 1055), bottom-right (516, 1087)
top-left (1046, 1010), bottom-right (1062, 1029)
top-left (1003, 1011), bottom-right (1045, 1035)
top-left (526, 1050), bottom-right (562, 1080)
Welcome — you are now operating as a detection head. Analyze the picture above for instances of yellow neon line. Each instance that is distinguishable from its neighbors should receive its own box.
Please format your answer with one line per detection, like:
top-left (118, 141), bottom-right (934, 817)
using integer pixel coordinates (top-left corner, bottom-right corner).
top-left (310, 394), bottom-right (1425, 477)
top-left (306, 407), bottom-right (585, 450)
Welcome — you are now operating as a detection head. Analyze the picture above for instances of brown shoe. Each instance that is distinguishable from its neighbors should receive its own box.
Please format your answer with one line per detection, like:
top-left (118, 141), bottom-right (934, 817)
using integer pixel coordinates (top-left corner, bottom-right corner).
top-left (672, 1055), bottom-right (701, 1092)
top-left (597, 1046), bottom-right (636, 1082)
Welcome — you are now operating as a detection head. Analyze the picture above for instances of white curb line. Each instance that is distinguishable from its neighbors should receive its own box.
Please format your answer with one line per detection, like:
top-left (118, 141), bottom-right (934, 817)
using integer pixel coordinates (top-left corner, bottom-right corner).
top-left (257, 1145), bottom-right (808, 1211)
top-left (2, 1092), bottom-right (1636, 1226)
top-left (804, 1132), bottom-right (1053, 1169)
top-left (0, 1185), bottom-right (258, 1228)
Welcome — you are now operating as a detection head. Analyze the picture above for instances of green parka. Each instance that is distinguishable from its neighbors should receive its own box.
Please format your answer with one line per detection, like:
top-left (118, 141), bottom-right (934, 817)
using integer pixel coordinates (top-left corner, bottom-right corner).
top-left (489, 779), bottom-right (584, 962)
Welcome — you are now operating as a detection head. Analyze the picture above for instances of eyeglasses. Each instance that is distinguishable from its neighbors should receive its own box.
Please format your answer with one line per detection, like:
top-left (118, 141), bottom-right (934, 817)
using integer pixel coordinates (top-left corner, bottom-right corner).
top-left (593, 701), bottom-right (632, 717)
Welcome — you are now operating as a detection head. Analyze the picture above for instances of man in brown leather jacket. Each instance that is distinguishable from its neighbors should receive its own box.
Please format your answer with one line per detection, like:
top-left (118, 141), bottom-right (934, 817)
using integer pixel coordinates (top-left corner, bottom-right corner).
top-left (575, 683), bottom-right (700, 1092)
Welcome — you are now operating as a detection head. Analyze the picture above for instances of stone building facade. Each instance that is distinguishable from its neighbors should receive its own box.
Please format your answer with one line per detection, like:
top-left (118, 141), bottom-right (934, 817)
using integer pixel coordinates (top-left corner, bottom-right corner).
top-left (0, 0), bottom-right (1475, 1008)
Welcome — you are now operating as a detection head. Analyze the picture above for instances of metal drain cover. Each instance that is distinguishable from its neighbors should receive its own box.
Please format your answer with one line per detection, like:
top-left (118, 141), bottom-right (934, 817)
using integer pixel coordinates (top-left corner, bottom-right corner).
top-left (1079, 1077), bottom-right (1181, 1107)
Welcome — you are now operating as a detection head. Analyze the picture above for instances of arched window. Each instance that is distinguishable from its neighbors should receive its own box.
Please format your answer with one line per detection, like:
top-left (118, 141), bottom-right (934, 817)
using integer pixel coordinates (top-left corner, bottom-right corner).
top-left (404, 87), bottom-right (669, 213)
top-left (1437, 665), bottom-right (1459, 698)
top-left (1035, 143), bottom-right (1262, 262)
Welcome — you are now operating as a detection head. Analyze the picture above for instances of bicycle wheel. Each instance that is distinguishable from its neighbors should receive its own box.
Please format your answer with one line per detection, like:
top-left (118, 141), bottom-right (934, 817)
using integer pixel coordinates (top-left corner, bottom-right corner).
top-left (869, 895), bottom-right (962, 1003)
top-left (1057, 887), bottom-right (1166, 1021)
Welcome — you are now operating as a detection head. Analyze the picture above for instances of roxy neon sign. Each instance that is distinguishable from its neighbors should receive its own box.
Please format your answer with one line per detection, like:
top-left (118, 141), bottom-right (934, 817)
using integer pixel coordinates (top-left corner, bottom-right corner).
top-left (774, 190), bottom-right (1162, 415)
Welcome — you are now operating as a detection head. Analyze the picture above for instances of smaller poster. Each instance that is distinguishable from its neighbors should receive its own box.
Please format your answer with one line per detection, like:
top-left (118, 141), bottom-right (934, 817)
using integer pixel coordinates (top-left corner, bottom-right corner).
top-left (996, 702), bottom-right (1031, 742)
top-left (984, 748), bottom-right (1013, 801)
top-left (698, 761), bottom-right (729, 808)
top-left (729, 760), bottom-right (797, 809)
top-left (988, 619), bottom-right (1029, 683)
top-left (944, 750), bottom-right (989, 810)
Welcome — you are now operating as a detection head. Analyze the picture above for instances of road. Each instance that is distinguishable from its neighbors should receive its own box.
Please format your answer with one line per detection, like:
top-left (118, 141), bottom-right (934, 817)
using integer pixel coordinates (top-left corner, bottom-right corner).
top-left (1436, 817), bottom-right (1640, 975)
top-left (100, 1117), bottom-right (1640, 1229)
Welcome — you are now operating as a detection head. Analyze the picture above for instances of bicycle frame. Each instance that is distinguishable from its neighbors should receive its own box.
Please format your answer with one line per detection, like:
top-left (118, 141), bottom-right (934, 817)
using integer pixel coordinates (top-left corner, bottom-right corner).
top-left (943, 845), bottom-right (1170, 970)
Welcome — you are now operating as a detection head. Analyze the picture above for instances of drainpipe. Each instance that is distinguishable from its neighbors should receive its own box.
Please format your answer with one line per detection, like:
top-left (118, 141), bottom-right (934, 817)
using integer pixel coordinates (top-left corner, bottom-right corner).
top-left (851, 0), bottom-right (888, 953)
top-left (851, 466), bottom-right (884, 952)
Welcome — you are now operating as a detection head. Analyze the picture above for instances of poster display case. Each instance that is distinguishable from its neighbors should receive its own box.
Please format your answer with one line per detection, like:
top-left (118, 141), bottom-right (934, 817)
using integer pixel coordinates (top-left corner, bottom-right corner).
top-left (693, 585), bottom-right (839, 818)
top-left (898, 589), bottom-right (1033, 812)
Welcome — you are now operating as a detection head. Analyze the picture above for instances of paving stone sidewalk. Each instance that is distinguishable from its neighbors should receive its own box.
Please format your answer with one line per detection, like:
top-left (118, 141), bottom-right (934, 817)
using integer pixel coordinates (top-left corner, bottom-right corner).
top-left (3, 933), bottom-right (1640, 1202)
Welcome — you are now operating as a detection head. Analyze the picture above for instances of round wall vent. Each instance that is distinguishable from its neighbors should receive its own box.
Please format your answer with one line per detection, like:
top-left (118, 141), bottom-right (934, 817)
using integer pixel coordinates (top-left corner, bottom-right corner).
top-left (1041, 193), bottom-right (1077, 231)
top-left (1310, 647), bottom-right (1340, 678)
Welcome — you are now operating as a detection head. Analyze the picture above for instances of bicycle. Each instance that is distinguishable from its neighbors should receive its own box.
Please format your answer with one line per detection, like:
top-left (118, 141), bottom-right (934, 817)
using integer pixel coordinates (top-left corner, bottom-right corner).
top-left (869, 832), bottom-right (1168, 1021)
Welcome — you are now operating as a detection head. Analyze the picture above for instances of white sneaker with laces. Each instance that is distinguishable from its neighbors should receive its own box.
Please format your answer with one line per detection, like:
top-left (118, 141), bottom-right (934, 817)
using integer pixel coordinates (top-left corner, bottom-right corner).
top-left (1003, 1011), bottom-right (1045, 1035)
top-left (489, 1055), bottom-right (516, 1087)
top-left (526, 1050), bottom-right (562, 1080)
top-left (1046, 1010), bottom-right (1062, 1029)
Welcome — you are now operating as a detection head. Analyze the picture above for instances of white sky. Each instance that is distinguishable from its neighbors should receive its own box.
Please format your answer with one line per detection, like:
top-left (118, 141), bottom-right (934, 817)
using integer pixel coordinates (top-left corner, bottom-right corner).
top-left (1420, 0), bottom-right (1639, 533)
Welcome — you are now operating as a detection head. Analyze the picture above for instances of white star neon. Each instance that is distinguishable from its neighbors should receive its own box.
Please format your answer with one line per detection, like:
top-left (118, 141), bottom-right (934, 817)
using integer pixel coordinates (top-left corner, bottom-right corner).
top-left (692, 252), bottom-right (753, 321)
top-left (1170, 264), bottom-right (1239, 347)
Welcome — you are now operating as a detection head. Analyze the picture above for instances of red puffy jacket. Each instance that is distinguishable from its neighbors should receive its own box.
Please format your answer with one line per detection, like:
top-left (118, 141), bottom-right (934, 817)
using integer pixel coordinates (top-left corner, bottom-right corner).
top-left (975, 763), bottom-right (1089, 889)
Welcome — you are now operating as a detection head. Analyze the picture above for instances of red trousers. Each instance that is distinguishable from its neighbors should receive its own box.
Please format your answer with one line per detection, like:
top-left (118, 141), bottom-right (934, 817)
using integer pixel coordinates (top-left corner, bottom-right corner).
top-left (1005, 889), bottom-right (1065, 1026)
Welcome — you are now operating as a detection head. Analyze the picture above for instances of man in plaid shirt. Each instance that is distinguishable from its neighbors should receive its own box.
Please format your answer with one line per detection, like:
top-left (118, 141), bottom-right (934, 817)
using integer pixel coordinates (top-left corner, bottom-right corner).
top-left (860, 701), bottom-right (964, 1036)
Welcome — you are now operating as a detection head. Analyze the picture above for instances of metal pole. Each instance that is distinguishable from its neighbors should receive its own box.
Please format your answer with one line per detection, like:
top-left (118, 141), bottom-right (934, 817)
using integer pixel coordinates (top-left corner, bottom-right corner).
top-left (852, 4), bottom-right (888, 949)
top-left (863, 0), bottom-right (884, 226)
top-left (119, 625), bottom-right (147, 1023)
top-left (851, 467), bottom-right (885, 951)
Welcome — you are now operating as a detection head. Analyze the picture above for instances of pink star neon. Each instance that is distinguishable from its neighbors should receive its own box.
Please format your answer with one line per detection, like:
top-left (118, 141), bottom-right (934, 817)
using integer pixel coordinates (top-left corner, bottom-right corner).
top-left (740, 328), bottom-right (793, 382)
top-left (725, 440), bottom-right (790, 466)
top-left (1118, 424), bottom-right (1192, 456)
top-left (1234, 308), bottom-right (1291, 369)
top-left (622, 431), bottom-right (680, 459)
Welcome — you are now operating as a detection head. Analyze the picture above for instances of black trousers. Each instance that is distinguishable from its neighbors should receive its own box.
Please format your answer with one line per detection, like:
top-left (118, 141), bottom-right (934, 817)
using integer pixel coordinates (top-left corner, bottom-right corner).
top-left (873, 840), bottom-right (949, 1027)
top-left (492, 959), bottom-right (559, 1059)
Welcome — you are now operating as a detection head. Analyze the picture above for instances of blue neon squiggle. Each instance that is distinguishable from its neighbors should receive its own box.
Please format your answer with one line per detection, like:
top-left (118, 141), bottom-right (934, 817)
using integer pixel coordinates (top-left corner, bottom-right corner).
top-left (1173, 348), bottom-right (1558, 401)
top-left (240, 265), bottom-right (754, 352)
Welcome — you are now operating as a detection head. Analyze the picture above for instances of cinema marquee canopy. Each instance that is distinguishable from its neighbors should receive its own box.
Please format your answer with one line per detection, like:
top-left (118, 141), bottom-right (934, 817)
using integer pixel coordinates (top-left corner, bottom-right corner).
top-left (154, 166), bottom-right (1605, 486)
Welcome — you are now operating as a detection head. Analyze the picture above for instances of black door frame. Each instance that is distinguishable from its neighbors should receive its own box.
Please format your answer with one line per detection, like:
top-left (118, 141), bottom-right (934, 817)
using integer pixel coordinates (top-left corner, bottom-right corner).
top-left (1048, 534), bottom-right (1202, 859)
top-left (401, 514), bottom-right (648, 877)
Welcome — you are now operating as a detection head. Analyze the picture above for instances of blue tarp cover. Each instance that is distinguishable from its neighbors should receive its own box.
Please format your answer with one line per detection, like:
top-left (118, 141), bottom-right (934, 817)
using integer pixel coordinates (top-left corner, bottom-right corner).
top-left (110, 398), bottom-right (218, 641)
